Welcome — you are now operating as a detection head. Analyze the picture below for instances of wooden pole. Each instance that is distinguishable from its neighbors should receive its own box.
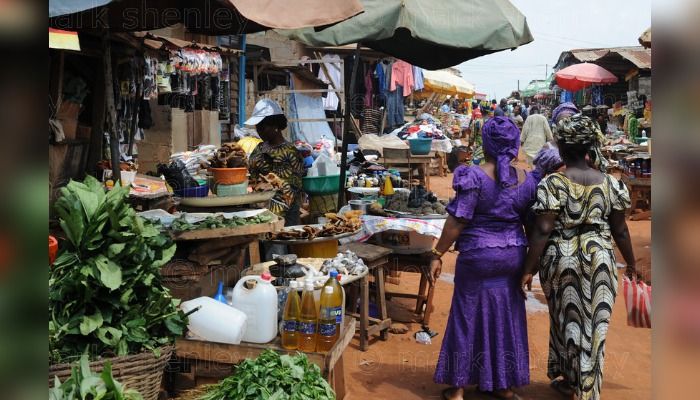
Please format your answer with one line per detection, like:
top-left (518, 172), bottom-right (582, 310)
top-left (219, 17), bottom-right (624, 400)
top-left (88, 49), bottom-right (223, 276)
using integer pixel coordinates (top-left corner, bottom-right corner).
top-left (337, 43), bottom-right (362, 209)
top-left (102, 30), bottom-right (121, 183)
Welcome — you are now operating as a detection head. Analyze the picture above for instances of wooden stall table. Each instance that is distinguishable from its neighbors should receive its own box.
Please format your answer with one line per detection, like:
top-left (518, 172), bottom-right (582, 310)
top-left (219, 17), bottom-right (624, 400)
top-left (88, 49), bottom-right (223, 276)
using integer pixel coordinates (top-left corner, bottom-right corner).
top-left (622, 175), bottom-right (651, 220)
top-left (339, 242), bottom-right (393, 351)
top-left (174, 318), bottom-right (356, 399)
top-left (384, 252), bottom-right (437, 328)
top-left (379, 152), bottom-right (434, 190)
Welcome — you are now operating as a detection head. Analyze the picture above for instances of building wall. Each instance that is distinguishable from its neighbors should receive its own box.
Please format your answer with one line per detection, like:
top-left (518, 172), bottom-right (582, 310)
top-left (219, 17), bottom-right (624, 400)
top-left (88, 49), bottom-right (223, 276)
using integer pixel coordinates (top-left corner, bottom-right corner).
top-left (247, 31), bottom-right (307, 63)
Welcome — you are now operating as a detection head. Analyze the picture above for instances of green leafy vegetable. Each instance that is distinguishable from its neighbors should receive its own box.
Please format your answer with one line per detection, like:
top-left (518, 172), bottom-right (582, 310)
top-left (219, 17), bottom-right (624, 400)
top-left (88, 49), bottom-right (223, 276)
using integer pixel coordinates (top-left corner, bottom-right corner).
top-left (50, 176), bottom-right (187, 363)
top-left (169, 213), bottom-right (273, 232)
top-left (199, 350), bottom-right (335, 400)
top-left (49, 353), bottom-right (143, 400)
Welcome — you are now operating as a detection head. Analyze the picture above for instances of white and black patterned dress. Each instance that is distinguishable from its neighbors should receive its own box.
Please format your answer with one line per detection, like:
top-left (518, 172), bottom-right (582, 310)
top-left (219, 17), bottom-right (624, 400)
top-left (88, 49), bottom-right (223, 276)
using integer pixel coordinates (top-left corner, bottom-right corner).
top-left (532, 173), bottom-right (630, 400)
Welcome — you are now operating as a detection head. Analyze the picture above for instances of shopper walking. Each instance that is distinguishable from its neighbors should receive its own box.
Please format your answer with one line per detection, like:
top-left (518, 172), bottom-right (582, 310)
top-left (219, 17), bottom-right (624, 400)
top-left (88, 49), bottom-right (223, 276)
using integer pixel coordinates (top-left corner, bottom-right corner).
top-left (433, 117), bottom-right (540, 400)
top-left (520, 111), bottom-right (554, 165)
top-left (521, 114), bottom-right (637, 400)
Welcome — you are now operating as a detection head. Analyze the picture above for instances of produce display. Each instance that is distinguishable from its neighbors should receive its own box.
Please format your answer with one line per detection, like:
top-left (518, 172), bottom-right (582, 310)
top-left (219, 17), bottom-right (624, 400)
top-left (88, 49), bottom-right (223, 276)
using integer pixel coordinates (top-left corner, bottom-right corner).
top-left (170, 213), bottom-right (273, 232)
top-left (384, 186), bottom-right (447, 215)
top-left (320, 251), bottom-right (368, 276)
top-left (209, 142), bottom-right (247, 168)
top-left (50, 354), bottom-right (142, 400)
top-left (50, 177), bottom-right (187, 363)
top-left (198, 350), bottom-right (334, 400)
top-left (266, 211), bottom-right (362, 240)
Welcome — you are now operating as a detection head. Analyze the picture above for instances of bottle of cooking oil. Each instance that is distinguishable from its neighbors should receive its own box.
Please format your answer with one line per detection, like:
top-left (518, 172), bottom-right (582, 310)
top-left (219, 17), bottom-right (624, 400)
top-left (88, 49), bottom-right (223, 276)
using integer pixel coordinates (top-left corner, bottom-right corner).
top-left (281, 280), bottom-right (301, 350)
top-left (298, 280), bottom-right (318, 352)
top-left (317, 271), bottom-right (343, 352)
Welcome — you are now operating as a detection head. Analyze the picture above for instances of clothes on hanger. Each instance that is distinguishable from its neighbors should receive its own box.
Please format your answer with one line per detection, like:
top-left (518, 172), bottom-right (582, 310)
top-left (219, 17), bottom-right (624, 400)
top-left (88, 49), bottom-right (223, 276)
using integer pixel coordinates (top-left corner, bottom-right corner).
top-left (413, 66), bottom-right (424, 91)
top-left (318, 54), bottom-right (343, 111)
top-left (389, 60), bottom-right (414, 97)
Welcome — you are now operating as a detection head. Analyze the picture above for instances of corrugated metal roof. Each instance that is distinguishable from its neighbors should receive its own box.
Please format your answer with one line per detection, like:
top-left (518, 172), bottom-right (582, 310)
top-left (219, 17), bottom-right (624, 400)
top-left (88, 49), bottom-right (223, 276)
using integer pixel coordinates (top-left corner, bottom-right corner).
top-left (566, 46), bottom-right (651, 70)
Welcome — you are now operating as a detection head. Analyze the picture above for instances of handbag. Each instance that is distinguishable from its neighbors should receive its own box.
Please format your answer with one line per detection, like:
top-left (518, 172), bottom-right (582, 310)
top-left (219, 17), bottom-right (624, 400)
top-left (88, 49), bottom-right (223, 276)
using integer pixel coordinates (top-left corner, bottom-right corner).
top-left (623, 276), bottom-right (651, 328)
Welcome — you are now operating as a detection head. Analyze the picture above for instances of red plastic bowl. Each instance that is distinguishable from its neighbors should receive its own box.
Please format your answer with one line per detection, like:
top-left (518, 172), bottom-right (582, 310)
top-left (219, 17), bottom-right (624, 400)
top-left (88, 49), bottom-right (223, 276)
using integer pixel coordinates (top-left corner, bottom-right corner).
top-left (49, 236), bottom-right (58, 265)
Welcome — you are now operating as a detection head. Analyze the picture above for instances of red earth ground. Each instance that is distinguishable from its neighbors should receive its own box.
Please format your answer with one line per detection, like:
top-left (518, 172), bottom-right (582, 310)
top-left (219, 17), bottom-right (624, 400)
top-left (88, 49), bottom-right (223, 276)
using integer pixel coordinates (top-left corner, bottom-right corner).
top-left (342, 173), bottom-right (651, 400)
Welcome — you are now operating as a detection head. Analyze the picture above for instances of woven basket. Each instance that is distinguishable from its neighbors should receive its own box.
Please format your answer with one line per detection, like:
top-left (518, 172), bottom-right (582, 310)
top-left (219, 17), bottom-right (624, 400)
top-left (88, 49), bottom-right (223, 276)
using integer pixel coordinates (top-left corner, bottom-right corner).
top-left (49, 346), bottom-right (173, 400)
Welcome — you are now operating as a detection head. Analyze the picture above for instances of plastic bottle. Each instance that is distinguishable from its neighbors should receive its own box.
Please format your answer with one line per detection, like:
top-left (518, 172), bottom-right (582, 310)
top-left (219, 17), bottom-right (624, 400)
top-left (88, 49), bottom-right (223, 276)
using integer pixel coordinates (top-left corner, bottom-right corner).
top-left (213, 281), bottom-right (227, 304)
top-left (231, 272), bottom-right (278, 343)
top-left (317, 271), bottom-right (343, 352)
top-left (382, 172), bottom-right (395, 196)
top-left (281, 280), bottom-right (301, 350)
top-left (298, 280), bottom-right (318, 352)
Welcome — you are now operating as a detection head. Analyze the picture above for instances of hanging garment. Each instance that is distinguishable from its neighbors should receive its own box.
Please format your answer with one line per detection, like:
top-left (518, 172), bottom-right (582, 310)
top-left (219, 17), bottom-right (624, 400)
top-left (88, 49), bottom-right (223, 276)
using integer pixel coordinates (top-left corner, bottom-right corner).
top-left (386, 85), bottom-right (405, 129)
top-left (413, 66), bottom-right (424, 91)
top-left (389, 60), bottom-right (414, 97)
top-left (364, 69), bottom-right (374, 107)
top-left (318, 54), bottom-right (343, 111)
top-left (375, 62), bottom-right (386, 97)
top-left (288, 78), bottom-right (334, 145)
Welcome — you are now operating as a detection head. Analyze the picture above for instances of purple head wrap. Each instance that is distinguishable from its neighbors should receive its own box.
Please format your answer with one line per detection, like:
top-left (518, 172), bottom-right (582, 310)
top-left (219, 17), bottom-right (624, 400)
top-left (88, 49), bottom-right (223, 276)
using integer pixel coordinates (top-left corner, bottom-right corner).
top-left (482, 116), bottom-right (520, 187)
top-left (551, 102), bottom-right (579, 124)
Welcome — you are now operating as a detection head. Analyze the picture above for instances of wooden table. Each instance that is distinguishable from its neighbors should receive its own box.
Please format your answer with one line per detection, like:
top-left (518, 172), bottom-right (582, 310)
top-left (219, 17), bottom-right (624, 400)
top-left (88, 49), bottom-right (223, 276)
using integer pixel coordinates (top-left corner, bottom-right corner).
top-left (174, 318), bottom-right (356, 399)
top-left (379, 152), bottom-right (434, 190)
top-left (339, 242), bottom-right (392, 351)
top-left (384, 252), bottom-right (437, 327)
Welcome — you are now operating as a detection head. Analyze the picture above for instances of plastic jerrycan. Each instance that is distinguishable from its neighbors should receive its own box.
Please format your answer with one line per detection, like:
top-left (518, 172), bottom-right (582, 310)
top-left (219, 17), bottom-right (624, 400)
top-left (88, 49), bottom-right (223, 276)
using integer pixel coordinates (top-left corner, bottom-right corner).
top-left (180, 297), bottom-right (247, 344)
top-left (231, 272), bottom-right (278, 343)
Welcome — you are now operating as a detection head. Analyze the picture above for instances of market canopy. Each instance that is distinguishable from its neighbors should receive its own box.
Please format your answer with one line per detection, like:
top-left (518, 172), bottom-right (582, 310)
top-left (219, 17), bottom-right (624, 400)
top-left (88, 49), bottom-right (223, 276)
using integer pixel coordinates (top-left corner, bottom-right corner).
top-left (422, 69), bottom-right (475, 96)
top-left (49, 0), bottom-right (364, 34)
top-left (554, 63), bottom-right (618, 92)
top-left (49, 28), bottom-right (80, 51)
top-left (278, 0), bottom-right (533, 70)
top-left (520, 75), bottom-right (553, 97)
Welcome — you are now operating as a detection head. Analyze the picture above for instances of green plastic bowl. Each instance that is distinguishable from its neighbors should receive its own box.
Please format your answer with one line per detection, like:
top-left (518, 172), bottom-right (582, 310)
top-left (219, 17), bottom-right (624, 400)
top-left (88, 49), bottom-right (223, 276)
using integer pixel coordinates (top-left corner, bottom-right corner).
top-left (302, 174), bottom-right (340, 195)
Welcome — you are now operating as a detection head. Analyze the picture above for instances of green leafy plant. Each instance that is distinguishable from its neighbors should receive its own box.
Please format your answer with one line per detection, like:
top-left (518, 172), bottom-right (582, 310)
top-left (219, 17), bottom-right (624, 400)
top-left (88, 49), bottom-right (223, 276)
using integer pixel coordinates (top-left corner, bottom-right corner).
top-left (49, 353), bottom-right (143, 400)
top-left (170, 213), bottom-right (273, 232)
top-left (199, 350), bottom-right (335, 400)
top-left (50, 176), bottom-right (187, 363)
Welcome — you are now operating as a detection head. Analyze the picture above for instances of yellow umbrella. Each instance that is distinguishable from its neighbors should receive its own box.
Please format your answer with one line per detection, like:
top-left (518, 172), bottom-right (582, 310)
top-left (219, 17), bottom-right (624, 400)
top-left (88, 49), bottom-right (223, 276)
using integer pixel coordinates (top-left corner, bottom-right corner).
top-left (422, 69), bottom-right (475, 96)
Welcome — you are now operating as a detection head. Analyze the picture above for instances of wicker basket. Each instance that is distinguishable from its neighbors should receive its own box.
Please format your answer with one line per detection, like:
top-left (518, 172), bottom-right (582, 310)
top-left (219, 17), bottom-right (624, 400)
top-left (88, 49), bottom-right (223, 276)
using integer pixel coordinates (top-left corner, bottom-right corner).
top-left (49, 346), bottom-right (173, 400)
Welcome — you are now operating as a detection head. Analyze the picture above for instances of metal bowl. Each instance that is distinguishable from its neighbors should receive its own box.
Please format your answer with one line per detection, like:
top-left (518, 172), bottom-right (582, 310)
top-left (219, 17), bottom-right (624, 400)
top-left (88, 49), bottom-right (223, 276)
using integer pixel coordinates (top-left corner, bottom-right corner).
top-left (348, 199), bottom-right (373, 212)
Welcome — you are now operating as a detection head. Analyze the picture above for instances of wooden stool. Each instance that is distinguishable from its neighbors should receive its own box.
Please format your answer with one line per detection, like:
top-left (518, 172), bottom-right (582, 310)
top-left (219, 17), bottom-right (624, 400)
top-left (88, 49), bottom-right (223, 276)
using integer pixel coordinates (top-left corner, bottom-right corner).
top-left (384, 253), bottom-right (437, 327)
top-left (339, 242), bottom-right (392, 351)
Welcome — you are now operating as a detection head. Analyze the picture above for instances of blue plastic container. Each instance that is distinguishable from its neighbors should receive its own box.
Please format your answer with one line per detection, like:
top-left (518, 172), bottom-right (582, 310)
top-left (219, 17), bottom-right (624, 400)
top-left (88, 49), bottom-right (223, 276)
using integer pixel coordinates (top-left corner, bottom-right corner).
top-left (174, 184), bottom-right (209, 198)
top-left (408, 138), bottom-right (433, 155)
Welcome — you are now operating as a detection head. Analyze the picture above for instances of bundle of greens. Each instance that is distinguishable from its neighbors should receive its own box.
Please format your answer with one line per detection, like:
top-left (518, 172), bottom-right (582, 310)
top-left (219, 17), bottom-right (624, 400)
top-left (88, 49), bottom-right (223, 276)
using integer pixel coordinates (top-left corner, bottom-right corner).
top-left (50, 354), bottom-right (142, 400)
top-left (50, 176), bottom-right (187, 363)
top-left (170, 213), bottom-right (273, 232)
top-left (199, 350), bottom-right (335, 400)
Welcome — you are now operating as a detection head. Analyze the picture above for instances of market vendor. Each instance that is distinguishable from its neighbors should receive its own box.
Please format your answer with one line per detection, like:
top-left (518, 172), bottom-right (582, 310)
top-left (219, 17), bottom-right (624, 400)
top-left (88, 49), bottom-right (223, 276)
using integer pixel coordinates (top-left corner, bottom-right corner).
top-left (245, 99), bottom-right (305, 226)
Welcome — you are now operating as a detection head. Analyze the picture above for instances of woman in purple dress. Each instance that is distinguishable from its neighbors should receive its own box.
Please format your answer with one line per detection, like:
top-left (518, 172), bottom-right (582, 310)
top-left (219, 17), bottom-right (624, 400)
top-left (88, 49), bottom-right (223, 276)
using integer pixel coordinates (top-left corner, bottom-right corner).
top-left (432, 117), bottom-right (539, 400)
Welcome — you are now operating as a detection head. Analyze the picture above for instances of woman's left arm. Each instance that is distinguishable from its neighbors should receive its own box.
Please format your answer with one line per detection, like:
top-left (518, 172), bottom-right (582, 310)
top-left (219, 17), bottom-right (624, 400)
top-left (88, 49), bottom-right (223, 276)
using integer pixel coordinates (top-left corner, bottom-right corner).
top-left (609, 210), bottom-right (638, 278)
top-left (429, 215), bottom-right (468, 281)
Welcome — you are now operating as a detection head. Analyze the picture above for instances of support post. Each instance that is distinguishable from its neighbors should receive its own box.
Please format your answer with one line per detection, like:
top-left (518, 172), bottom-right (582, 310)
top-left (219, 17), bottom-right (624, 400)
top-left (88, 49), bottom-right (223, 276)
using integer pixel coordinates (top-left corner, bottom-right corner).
top-left (337, 43), bottom-right (361, 209)
top-left (102, 30), bottom-right (121, 183)
top-left (238, 34), bottom-right (247, 124)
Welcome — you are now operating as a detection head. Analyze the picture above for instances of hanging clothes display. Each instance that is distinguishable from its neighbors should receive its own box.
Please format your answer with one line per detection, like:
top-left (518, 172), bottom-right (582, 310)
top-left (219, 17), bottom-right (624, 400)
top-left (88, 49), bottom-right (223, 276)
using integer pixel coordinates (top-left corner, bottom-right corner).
top-left (413, 65), bottom-right (424, 91)
top-left (386, 84), bottom-right (405, 129)
top-left (364, 69), bottom-right (374, 107)
top-left (375, 62), bottom-right (386, 97)
top-left (318, 54), bottom-right (343, 111)
top-left (389, 60), bottom-right (414, 97)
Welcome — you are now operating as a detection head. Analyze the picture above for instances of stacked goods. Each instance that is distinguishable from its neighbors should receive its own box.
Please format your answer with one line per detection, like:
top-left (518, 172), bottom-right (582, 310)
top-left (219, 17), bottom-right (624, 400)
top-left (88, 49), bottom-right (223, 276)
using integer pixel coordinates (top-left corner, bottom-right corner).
top-left (266, 211), bottom-right (362, 240)
top-left (383, 186), bottom-right (447, 215)
top-left (209, 142), bottom-right (247, 168)
top-left (50, 176), bottom-right (187, 364)
top-left (169, 213), bottom-right (273, 232)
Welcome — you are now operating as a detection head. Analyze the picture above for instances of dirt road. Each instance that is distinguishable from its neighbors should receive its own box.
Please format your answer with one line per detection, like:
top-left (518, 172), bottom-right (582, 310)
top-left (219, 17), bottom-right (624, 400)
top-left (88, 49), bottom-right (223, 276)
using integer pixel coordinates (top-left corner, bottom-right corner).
top-left (343, 173), bottom-right (651, 400)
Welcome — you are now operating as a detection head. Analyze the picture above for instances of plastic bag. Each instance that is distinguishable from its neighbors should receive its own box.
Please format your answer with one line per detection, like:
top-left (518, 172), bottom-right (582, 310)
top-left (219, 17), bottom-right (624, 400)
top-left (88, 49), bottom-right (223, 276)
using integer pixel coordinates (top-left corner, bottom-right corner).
top-left (157, 159), bottom-right (199, 191)
top-left (623, 276), bottom-right (651, 328)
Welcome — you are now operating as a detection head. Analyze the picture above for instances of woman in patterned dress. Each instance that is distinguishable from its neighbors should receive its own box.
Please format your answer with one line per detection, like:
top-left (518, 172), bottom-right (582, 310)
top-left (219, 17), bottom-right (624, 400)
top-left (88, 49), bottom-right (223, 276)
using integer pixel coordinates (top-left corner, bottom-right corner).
top-left (521, 114), bottom-right (638, 400)
top-left (245, 99), bottom-right (305, 226)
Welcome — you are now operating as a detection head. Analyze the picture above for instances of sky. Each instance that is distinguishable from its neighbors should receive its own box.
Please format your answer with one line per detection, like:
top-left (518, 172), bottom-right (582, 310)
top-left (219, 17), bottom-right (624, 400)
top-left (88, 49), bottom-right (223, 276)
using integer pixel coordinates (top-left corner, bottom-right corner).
top-left (457, 0), bottom-right (652, 100)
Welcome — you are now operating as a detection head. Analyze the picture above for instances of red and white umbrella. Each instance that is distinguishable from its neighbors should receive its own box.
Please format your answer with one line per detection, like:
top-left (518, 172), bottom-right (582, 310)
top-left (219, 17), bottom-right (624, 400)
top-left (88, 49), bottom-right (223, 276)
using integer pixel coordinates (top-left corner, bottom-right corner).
top-left (555, 63), bottom-right (618, 92)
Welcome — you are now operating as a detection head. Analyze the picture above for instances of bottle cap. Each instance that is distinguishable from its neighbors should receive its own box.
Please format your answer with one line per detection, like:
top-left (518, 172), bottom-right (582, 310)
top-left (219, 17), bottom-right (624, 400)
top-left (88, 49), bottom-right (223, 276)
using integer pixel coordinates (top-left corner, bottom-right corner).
top-left (261, 272), bottom-right (272, 281)
top-left (289, 280), bottom-right (299, 289)
top-left (324, 286), bottom-right (333, 294)
top-left (305, 282), bottom-right (314, 291)
top-left (336, 274), bottom-right (342, 282)
top-left (329, 270), bottom-right (338, 278)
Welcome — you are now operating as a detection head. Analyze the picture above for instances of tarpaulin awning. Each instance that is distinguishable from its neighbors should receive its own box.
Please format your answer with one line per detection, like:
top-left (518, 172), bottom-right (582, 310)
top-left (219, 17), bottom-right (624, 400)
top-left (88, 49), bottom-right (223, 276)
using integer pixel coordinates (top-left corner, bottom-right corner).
top-left (422, 69), bottom-right (475, 96)
top-left (520, 75), bottom-right (553, 97)
top-left (49, 28), bottom-right (80, 51)
top-left (278, 0), bottom-right (533, 70)
top-left (49, 0), bottom-right (363, 34)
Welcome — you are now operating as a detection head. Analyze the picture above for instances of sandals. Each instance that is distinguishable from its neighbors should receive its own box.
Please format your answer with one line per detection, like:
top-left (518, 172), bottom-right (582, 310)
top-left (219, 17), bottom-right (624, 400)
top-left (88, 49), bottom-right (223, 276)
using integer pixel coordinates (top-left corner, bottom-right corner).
top-left (441, 387), bottom-right (464, 400)
top-left (550, 379), bottom-right (575, 397)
